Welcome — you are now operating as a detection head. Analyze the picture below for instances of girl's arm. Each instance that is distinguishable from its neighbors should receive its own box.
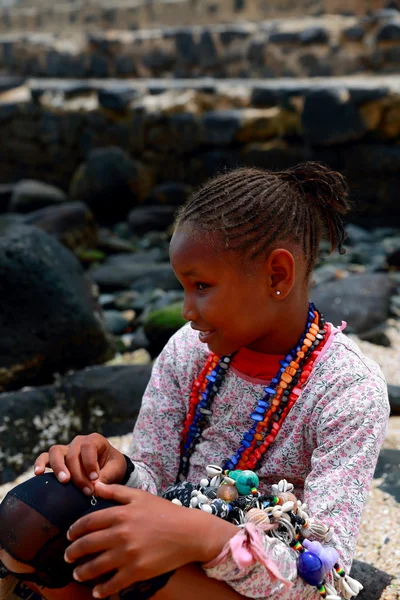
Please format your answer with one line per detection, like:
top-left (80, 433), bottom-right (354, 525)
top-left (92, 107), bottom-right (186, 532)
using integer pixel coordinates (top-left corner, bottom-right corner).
top-left (204, 371), bottom-right (389, 599)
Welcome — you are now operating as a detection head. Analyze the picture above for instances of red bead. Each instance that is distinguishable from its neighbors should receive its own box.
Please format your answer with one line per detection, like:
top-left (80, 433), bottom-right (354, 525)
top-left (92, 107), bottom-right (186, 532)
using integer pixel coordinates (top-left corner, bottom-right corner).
top-left (266, 434), bottom-right (275, 443)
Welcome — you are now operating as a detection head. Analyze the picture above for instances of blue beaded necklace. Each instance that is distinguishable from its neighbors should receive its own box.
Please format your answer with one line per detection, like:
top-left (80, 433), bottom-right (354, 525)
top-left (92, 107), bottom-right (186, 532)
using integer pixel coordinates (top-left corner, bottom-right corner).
top-left (179, 303), bottom-right (325, 481)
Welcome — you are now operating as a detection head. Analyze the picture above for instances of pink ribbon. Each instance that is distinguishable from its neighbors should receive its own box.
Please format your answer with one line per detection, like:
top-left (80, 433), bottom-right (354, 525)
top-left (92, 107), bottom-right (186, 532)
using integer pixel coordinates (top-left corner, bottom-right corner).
top-left (204, 523), bottom-right (293, 589)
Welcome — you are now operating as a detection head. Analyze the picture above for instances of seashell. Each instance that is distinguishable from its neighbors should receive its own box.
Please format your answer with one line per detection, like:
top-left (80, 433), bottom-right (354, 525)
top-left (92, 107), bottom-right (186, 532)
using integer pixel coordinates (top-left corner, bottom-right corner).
top-left (210, 475), bottom-right (222, 487)
top-left (171, 499), bottom-right (182, 506)
top-left (277, 492), bottom-right (298, 507)
top-left (206, 465), bottom-right (222, 478)
top-left (197, 493), bottom-right (209, 504)
top-left (280, 512), bottom-right (291, 523)
top-left (272, 506), bottom-right (283, 518)
top-left (271, 479), bottom-right (295, 494)
top-left (191, 490), bottom-right (199, 497)
top-left (324, 528), bottom-right (334, 542)
top-left (190, 497), bottom-right (199, 508)
top-left (245, 508), bottom-right (272, 530)
top-left (325, 583), bottom-right (341, 600)
top-left (308, 520), bottom-right (330, 540)
top-left (200, 478), bottom-right (209, 487)
top-left (281, 501), bottom-right (294, 513)
top-left (222, 476), bottom-right (236, 485)
top-left (201, 504), bottom-right (212, 514)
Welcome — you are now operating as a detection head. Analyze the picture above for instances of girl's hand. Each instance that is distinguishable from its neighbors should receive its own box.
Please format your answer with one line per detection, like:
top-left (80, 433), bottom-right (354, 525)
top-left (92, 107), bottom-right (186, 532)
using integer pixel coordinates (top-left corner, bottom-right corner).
top-left (34, 433), bottom-right (127, 496)
top-left (65, 482), bottom-right (237, 599)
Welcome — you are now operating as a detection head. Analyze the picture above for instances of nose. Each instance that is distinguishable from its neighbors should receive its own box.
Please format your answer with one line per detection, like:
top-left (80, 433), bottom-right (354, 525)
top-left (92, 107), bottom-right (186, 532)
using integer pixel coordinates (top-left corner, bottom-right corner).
top-left (182, 292), bottom-right (198, 322)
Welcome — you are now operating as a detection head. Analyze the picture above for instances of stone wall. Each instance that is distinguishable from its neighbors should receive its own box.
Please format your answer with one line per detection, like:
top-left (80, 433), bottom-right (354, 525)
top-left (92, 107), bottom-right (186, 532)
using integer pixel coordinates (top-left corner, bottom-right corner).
top-left (0, 0), bottom-right (392, 33)
top-left (0, 11), bottom-right (399, 78)
top-left (0, 76), bottom-right (399, 227)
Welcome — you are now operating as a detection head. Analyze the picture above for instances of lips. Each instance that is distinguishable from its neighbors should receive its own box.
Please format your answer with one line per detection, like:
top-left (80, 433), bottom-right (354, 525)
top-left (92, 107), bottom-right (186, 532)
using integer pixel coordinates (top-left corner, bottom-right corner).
top-left (191, 324), bottom-right (216, 343)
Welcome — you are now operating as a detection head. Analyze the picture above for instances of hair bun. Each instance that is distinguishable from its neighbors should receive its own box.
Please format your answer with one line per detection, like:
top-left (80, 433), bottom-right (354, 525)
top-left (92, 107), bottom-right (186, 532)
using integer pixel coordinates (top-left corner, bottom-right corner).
top-left (283, 161), bottom-right (349, 215)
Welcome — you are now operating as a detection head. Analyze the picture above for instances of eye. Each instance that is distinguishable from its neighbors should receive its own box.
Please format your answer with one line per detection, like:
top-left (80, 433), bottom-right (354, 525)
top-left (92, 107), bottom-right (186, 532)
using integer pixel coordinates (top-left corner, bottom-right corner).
top-left (196, 282), bottom-right (210, 291)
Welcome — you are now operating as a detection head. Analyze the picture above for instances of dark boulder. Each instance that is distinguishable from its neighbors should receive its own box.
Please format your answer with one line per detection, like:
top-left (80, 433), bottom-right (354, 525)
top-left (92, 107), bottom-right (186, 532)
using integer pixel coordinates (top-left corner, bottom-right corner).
top-left (349, 561), bottom-right (392, 600)
top-left (302, 88), bottom-right (368, 145)
top-left (143, 302), bottom-right (185, 357)
top-left (21, 201), bottom-right (99, 253)
top-left (91, 255), bottom-right (181, 292)
top-left (9, 179), bottom-right (67, 214)
top-left (0, 364), bottom-right (152, 484)
top-left (70, 146), bottom-right (153, 223)
top-left (311, 274), bottom-right (394, 334)
top-left (145, 182), bottom-right (192, 206)
top-left (128, 205), bottom-right (177, 235)
top-left (0, 224), bottom-right (113, 391)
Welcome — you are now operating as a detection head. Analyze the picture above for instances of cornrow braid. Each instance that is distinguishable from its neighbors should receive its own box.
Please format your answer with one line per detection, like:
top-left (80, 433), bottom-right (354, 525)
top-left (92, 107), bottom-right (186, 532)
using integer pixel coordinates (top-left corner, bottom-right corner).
top-left (174, 162), bottom-right (351, 276)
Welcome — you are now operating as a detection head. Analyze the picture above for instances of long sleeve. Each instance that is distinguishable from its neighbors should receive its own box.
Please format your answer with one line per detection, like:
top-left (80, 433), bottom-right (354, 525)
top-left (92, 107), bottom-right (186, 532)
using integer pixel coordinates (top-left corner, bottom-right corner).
top-left (204, 365), bottom-right (389, 599)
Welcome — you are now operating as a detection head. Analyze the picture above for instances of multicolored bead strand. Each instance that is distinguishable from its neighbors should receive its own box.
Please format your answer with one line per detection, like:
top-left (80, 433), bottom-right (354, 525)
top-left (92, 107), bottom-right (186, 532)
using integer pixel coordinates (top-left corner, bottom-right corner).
top-left (179, 303), bottom-right (329, 481)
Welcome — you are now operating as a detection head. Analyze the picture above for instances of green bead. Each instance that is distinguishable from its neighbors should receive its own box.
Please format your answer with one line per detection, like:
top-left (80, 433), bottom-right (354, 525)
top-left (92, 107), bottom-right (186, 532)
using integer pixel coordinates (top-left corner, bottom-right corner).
top-left (235, 470), bottom-right (259, 496)
top-left (228, 470), bottom-right (243, 481)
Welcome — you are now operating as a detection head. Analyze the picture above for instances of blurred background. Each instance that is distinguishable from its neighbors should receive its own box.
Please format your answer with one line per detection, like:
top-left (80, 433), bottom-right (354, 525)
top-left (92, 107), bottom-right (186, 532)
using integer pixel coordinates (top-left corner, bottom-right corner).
top-left (0, 1), bottom-right (400, 596)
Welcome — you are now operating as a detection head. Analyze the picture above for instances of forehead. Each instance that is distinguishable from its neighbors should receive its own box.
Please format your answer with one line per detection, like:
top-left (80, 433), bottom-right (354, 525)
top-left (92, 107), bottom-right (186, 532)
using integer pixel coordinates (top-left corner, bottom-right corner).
top-left (170, 227), bottom-right (224, 270)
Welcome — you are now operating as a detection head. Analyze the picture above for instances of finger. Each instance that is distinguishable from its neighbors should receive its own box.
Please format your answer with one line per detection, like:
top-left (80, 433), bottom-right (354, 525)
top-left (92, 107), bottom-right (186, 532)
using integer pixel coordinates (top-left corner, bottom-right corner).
top-left (34, 452), bottom-right (49, 475)
top-left (67, 506), bottom-right (125, 542)
top-left (65, 444), bottom-right (95, 496)
top-left (72, 549), bottom-right (119, 584)
top-left (94, 481), bottom-right (140, 505)
top-left (93, 567), bottom-right (136, 599)
top-left (81, 442), bottom-right (100, 483)
top-left (65, 530), bottom-right (112, 565)
top-left (47, 445), bottom-right (71, 483)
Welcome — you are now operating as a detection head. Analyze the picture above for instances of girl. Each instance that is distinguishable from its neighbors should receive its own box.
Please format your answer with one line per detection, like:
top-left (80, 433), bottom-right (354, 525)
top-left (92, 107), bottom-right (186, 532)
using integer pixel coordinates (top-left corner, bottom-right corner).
top-left (3, 162), bottom-right (389, 600)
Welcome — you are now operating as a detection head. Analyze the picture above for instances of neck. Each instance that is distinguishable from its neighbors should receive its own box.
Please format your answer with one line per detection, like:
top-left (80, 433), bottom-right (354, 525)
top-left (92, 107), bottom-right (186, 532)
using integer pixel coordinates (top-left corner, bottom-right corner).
top-left (245, 297), bottom-right (310, 355)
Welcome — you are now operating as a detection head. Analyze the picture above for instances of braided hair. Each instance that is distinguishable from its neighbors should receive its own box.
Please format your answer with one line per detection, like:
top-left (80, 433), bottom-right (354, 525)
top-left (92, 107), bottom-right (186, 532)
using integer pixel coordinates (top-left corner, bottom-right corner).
top-left (174, 162), bottom-right (351, 277)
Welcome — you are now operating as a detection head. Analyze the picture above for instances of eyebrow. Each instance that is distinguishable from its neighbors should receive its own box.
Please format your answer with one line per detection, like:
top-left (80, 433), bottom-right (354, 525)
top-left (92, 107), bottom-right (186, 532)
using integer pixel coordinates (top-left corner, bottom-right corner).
top-left (180, 269), bottom-right (198, 277)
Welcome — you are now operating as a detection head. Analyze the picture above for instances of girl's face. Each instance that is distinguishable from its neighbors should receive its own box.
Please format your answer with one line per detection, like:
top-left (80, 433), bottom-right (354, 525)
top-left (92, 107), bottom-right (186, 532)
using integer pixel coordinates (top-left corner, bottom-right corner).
top-left (170, 226), bottom-right (282, 356)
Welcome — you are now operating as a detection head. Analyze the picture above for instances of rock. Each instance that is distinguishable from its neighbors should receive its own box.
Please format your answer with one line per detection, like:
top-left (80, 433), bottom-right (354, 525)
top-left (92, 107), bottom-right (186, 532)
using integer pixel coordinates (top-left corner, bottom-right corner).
top-left (98, 88), bottom-right (139, 112)
top-left (374, 448), bottom-right (400, 502)
top-left (143, 301), bottom-right (186, 357)
top-left (345, 224), bottom-right (374, 245)
top-left (0, 364), bottom-right (153, 484)
top-left (9, 179), bottom-right (67, 214)
top-left (113, 290), bottom-right (140, 310)
top-left (21, 201), bottom-right (99, 253)
top-left (376, 20), bottom-right (400, 41)
top-left (300, 27), bottom-right (329, 45)
top-left (0, 224), bottom-right (113, 392)
top-left (349, 560), bottom-right (392, 600)
top-left (302, 88), bottom-right (368, 145)
top-left (269, 31), bottom-right (301, 44)
top-left (145, 182), bottom-right (192, 206)
top-left (201, 110), bottom-right (241, 145)
top-left (174, 29), bottom-right (197, 64)
top-left (198, 30), bottom-right (218, 68)
top-left (311, 274), bottom-right (394, 334)
top-left (104, 310), bottom-right (132, 335)
top-left (358, 324), bottom-right (391, 347)
top-left (128, 205), bottom-right (178, 235)
top-left (387, 249), bottom-right (400, 269)
top-left (0, 183), bottom-right (14, 212)
top-left (343, 25), bottom-right (365, 41)
top-left (97, 229), bottom-right (136, 254)
top-left (91, 256), bottom-right (181, 292)
top-left (387, 384), bottom-right (400, 414)
top-left (70, 146), bottom-right (153, 224)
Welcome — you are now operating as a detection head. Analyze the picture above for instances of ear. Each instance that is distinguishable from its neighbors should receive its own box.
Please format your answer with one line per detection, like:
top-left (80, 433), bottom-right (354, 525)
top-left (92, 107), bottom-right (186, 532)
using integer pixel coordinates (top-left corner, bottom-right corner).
top-left (266, 249), bottom-right (295, 299)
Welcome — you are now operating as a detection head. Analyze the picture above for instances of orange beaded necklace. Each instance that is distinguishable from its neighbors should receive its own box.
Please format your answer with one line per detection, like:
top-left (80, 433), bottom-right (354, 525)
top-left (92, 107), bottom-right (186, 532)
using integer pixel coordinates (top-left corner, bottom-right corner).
top-left (179, 304), bottom-right (329, 480)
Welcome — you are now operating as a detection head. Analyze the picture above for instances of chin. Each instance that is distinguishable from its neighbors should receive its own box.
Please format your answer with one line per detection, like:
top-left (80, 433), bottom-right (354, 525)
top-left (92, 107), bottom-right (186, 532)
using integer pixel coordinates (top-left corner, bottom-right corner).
top-left (207, 339), bottom-right (239, 357)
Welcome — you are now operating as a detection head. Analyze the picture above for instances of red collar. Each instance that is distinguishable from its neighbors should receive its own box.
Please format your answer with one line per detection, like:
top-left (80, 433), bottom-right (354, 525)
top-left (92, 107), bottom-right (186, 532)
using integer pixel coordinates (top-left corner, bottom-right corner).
top-left (231, 346), bottom-right (284, 381)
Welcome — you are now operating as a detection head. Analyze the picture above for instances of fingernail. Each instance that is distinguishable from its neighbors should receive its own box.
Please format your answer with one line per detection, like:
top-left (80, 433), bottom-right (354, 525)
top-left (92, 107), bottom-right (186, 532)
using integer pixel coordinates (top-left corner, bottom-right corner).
top-left (34, 466), bottom-right (40, 474)
top-left (93, 591), bottom-right (100, 598)
top-left (64, 553), bottom-right (72, 564)
top-left (83, 487), bottom-right (92, 496)
top-left (73, 570), bottom-right (81, 582)
top-left (66, 529), bottom-right (72, 541)
top-left (58, 471), bottom-right (68, 483)
top-left (89, 472), bottom-right (99, 481)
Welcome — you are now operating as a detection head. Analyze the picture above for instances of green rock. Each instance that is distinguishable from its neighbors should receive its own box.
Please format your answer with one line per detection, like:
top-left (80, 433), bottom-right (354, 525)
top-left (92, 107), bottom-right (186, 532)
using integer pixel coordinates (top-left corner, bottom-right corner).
top-left (143, 302), bottom-right (186, 357)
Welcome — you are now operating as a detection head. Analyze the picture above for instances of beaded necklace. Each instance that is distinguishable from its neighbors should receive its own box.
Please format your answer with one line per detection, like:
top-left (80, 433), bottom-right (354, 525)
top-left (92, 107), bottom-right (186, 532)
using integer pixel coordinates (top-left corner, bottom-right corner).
top-left (179, 303), bottom-right (328, 481)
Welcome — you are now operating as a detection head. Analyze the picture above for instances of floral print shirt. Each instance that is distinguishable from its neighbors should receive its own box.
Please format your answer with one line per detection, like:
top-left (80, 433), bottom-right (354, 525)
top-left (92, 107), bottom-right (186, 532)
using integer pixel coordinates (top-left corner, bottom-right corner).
top-left (128, 323), bottom-right (389, 599)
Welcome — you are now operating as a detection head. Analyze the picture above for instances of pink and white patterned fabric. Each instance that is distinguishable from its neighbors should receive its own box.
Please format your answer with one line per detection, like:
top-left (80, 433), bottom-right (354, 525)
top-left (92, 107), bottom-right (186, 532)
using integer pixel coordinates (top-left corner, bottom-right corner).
top-left (128, 323), bottom-right (389, 599)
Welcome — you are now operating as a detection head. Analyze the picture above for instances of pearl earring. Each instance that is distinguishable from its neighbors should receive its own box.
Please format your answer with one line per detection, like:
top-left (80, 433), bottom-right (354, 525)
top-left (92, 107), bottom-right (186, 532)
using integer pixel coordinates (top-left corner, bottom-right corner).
top-left (276, 291), bottom-right (281, 296)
